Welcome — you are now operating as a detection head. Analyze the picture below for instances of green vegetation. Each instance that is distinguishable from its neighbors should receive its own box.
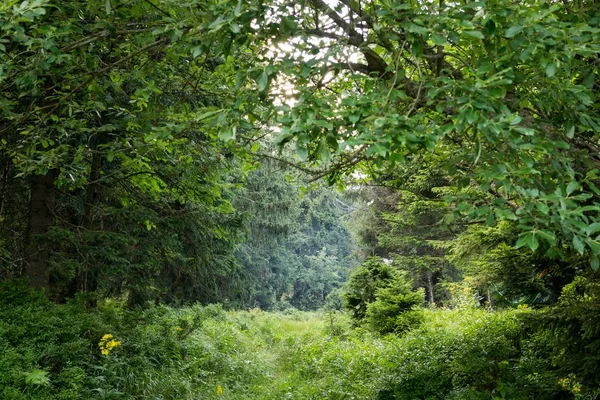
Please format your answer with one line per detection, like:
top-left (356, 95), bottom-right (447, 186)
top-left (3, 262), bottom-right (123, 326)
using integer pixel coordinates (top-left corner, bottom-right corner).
top-left (3, 282), bottom-right (600, 399)
top-left (343, 257), bottom-right (424, 334)
top-left (2, 0), bottom-right (600, 398)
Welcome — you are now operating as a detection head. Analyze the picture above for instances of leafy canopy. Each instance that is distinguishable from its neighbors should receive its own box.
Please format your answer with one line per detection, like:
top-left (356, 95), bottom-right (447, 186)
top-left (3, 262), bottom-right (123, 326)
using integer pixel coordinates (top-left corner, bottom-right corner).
top-left (205, 0), bottom-right (600, 268)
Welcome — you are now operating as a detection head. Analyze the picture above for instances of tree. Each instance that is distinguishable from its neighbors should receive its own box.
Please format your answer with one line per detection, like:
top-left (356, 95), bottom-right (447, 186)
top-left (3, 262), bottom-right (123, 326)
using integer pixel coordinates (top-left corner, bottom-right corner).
top-left (205, 0), bottom-right (600, 272)
top-left (234, 153), bottom-right (354, 310)
top-left (365, 280), bottom-right (424, 335)
top-left (448, 221), bottom-right (577, 306)
top-left (346, 162), bottom-right (461, 305)
top-left (0, 0), bottom-right (256, 302)
top-left (343, 257), bottom-right (402, 322)
top-left (233, 155), bottom-right (303, 308)
top-left (343, 256), bottom-right (424, 333)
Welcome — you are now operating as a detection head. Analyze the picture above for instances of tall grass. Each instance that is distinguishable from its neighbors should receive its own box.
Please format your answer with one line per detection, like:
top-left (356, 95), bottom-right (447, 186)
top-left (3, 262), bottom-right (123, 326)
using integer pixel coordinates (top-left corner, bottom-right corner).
top-left (0, 283), bottom-right (585, 399)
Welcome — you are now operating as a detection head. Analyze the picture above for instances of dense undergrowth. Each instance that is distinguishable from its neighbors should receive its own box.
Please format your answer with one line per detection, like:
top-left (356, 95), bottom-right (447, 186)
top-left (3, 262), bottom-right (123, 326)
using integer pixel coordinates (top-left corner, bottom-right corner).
top-left (1, 281), bottom-right (598, 400)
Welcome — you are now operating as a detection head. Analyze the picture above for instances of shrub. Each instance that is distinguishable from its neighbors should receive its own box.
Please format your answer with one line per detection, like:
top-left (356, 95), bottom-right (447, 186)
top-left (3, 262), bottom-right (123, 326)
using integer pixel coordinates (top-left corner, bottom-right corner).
top-left (365, 284), bottom-right (424, 334)
top-left (529, 275), bottom-right (600, 394)
top-left (343, 257), bottom-right (424, 334)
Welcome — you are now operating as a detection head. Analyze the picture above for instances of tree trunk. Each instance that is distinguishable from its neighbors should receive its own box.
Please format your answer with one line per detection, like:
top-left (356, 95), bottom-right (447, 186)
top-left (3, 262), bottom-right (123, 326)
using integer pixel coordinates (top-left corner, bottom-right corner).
top-left (76, 132), bottom-right (108, 295)
top-left (24, 171), bottom-right (57, 290)
top-left (426, 271), bottom-right (435, 304)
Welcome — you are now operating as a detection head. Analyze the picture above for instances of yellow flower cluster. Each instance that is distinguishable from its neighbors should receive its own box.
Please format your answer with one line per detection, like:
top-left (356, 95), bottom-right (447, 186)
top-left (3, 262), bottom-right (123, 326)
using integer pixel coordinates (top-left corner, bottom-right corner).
top-left (559, 374), bottom-right (582, 394)
top-left (98, 334), bottom-right (121, 356)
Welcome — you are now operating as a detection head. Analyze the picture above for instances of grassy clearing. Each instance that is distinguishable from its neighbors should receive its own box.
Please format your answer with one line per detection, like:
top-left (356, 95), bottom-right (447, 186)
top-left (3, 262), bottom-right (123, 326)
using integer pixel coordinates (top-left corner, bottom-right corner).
top-left (0, 284), bottom-right (585, 399)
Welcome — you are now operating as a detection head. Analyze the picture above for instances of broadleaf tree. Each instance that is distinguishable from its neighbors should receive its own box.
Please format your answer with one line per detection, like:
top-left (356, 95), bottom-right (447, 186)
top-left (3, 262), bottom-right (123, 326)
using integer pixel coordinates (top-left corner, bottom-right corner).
top-left (0, 0), bottom-right (258, 301)
top-left (209, 0), bottom-right (600, 270)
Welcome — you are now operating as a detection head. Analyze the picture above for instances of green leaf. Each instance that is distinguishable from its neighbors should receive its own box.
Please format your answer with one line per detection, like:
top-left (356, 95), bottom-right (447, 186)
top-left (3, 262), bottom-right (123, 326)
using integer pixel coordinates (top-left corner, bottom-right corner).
top-left (585, 223), bottom-right (600, 236)
top-left (573, 235), bottom-right (585, 255)
top-left (316, 140), bottom-right (331, 162)
top-left (296, 143), bottom-right (309, 161)
top-left (509, 114), bottom-right (522, 125)
top-left (407, 24), bottom-right (428, 36)
top-left (219, 126), bottom-right (236, 141)
top-left (106, 150), bottom-right (114, 162)
top-left (591, 256), bottom-right (599, 271)
top-left (349, 114), bottom-right (360, 124)
top-left (516, 232), bottom-right (539, 251)
top-left (366, 143), bottom-right (387, 157)
top-left (587, 239), bottom-right (600, 254)
top-left (566, 124), bottom-right (575, 139)
top-left (465, 109), bottom-right (478, 124)
top-left (582, 72), bottom-right (595, 89)
top-left (25, 370), bottom-right (50, 386)
top-left (566, 181), bottom-right (579, 196)
top-left (522, 154), bottom-right (534, 168)
top-left (257, 70), bottom-right (269, 91)
top-left (195, 109), bottom-right (223, 122)
top-left (535, 202), bottom-right (549, 214)
top-left (448, 31), bottom-right (460, 44)
top-left (505, 26), bottom-right (523, 38)
top-left (463, 30), bottom-right (484, 39)
top-left (536, 230), bottom-right (556, 245)
top-left (496, 208), bottom-right (517, 220)
top-left (545, 62), bottom-right (557, 78)
top-left (485, 18), bottom-right (497, 36)
top-left (315, 119), bottom-right (333, 130)
top-left (431, 33), bottom-right (446, 45)
top-left (486, 210), bottom-right (495, 226)
top-left (191, 46), bottom-right (203, 58)
top-left (412, 41), bottom-right (423, 56)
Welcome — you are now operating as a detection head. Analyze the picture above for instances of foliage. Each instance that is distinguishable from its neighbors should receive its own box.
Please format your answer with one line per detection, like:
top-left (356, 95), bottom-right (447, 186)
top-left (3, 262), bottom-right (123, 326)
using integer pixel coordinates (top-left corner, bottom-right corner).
top-left (343, 257), bottom-right (399, 321)
top-left (448, 221), bottom-right (578, 306)
top-left (343, 256), bottom-right (424, 334)
top-left (0, 0), bottom-right (263, 303)
top-left (197, 0), bottom-right (600, 273)
top-left (365, 283), bottom-right (424, 334)
top-left (0, 282), bottom-right (269, 399)
top-left (530, 275), bottom-right (600, 391)
top-left (5, 281), bottom-right (600, 399)
top-left (346, 165), bottom-right (462, 305)
top-left (235, 158), bottom-right (354, 310)
top-left (3, 1), bottom-right (600, 399)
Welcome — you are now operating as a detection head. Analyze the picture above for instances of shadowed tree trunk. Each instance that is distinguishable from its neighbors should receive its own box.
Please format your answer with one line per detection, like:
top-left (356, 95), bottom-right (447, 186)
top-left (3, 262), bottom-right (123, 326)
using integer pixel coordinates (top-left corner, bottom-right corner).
top-left (426, 271), bottom-right (435, 304)
top-left (24, 171), bottom-right (57, 290)
top-left (76, 131), bottom-right (108, 295)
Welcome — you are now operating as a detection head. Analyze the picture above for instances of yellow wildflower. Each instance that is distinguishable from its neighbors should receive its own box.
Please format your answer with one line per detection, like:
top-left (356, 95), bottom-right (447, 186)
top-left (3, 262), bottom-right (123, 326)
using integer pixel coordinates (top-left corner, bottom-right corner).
top-left (559, 374), bottom-right (582, 395)
top-left (559, 377), bottom-right (570, 388)
top-left (98, 333), bottom-right (121, 356)
top-left (216, 385), bottom-right (223, 395)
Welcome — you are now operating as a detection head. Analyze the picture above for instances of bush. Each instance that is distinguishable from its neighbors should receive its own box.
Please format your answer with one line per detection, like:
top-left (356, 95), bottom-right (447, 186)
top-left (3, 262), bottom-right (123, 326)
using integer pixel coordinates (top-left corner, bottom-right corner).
top-left (3, 279), bottom-right (598, 400)
top-left (0, 282), bottom-right (271, 399)
top-left (378, 309), bottom-right (529, 399)
top-left (528, 275), bottom-right (600, 395)
top-left (343, 257), bottom-right (400, 322)
top-left (343, 257), bottom-right (424, 334)
top-left (366, 284), bottom-right (424, 334)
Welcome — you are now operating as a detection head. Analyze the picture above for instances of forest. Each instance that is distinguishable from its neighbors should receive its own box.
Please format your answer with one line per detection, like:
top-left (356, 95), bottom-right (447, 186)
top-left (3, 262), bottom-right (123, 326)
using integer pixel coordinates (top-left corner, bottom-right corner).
top-left (1, 0), bottom-right (599, 398)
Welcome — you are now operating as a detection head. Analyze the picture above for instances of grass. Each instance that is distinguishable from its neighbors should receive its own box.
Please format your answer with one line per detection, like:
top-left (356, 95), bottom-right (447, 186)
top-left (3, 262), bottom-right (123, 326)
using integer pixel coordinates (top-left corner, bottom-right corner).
top-left (0, 284), bottom-right (585, 399)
